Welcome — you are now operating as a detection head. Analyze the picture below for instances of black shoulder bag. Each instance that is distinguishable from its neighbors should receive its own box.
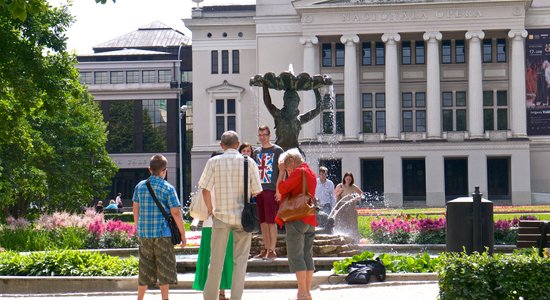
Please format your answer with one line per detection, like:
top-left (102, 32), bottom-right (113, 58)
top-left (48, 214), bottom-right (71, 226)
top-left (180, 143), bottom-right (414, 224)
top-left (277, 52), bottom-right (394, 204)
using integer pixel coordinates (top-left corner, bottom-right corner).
top-left (146, 180), bottom-right (182, 245)
top-left (241, 155), bottom-right (259, 233)
top-left (345, 258), bottom-right (386, 284)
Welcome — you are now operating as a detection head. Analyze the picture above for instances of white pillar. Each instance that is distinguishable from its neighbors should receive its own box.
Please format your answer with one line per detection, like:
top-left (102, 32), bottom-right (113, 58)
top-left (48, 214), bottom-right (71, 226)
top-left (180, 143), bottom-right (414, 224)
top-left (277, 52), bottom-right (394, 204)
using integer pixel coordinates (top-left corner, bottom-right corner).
top-left (466, 30), bottom-right (485, 138)
top-left (382, 33), bottom-right (401, 140)
top-left (508, 29), bottom-right (528, 138)
top-left (299, 36), bottom-right (319, 140)
top-left (423, 31), bottom-right (442, 139)
top-left (340, 34), bottom-right (360, 140)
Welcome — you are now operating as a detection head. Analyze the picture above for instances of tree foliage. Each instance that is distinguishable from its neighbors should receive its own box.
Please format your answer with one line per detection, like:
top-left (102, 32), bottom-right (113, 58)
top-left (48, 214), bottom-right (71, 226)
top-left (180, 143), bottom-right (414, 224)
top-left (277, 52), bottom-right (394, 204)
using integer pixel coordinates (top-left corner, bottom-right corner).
top-left (0, 0), bottom-right (117, 218)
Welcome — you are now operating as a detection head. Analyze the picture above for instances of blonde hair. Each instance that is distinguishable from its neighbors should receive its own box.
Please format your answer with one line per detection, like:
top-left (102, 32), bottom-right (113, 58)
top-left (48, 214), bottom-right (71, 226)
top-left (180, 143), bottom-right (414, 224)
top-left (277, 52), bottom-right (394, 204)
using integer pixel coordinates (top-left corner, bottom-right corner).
top-left (279, 148), bottom-right (304, 165)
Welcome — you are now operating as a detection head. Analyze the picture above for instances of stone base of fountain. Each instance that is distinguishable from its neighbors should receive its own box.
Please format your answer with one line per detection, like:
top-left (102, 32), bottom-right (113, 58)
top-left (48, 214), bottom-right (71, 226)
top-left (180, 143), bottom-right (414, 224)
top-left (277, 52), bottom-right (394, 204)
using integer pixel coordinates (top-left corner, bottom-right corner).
top-left (250, 234), bottom-right (361, 257)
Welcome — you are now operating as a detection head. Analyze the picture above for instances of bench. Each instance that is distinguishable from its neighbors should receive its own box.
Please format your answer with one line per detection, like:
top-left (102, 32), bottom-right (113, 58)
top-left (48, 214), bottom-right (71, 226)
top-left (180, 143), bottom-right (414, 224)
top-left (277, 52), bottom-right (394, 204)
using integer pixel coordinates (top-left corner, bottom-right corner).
top-left (516, 220), bottom-right (550, 257)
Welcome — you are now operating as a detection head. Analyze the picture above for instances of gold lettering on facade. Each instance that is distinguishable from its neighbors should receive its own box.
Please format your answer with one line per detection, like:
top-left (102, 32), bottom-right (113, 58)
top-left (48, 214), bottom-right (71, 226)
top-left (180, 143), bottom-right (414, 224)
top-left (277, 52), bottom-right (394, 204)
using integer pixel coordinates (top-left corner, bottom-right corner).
top-left (341, 9), bottom-right (481, 23)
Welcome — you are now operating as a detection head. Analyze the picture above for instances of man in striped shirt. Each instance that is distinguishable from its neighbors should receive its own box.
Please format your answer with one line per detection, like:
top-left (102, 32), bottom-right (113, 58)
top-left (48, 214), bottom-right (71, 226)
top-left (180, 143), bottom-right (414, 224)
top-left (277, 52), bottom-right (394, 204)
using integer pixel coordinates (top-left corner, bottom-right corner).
top-left (199, 131), bottom-right (262, 300)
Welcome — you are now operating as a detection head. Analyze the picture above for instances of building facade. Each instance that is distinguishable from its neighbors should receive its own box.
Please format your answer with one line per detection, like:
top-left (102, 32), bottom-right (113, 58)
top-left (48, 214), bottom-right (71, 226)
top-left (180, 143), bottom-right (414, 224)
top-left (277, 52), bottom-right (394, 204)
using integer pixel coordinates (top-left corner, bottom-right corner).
top-left (185, 0), bottom-right (550, 207)
top-left (77, 22), bottom-right (192, 203)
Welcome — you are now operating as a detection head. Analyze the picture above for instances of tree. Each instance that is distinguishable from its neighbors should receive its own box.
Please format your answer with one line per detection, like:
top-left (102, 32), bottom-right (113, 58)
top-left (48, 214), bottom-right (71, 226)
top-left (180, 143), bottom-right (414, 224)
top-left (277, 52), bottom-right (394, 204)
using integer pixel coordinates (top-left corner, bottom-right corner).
top-left (0, 0), bottom-right (117, 218)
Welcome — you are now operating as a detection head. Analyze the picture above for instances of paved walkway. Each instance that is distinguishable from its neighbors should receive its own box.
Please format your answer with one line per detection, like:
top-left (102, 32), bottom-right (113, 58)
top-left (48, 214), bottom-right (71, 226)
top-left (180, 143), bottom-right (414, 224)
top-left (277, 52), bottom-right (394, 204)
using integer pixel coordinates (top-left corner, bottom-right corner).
top-left (0, 282), bottom-right (439, 299)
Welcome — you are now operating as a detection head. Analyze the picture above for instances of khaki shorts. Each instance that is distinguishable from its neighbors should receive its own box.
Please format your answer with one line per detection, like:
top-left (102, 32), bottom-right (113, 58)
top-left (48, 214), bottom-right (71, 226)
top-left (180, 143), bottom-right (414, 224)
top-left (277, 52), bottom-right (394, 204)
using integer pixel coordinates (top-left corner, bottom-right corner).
top-left (138, 237), bottom-right (177, 287)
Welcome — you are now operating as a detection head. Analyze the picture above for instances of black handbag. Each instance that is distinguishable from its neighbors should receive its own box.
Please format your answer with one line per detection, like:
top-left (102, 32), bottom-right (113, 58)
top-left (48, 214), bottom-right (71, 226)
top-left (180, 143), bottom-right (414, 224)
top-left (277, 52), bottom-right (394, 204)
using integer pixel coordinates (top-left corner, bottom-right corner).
top-left (241, 156), bottom-right (259, 233)
top-left (146, 180), bottom-right (182, 245)
top-left (345, 258), bottom-right (386, 284)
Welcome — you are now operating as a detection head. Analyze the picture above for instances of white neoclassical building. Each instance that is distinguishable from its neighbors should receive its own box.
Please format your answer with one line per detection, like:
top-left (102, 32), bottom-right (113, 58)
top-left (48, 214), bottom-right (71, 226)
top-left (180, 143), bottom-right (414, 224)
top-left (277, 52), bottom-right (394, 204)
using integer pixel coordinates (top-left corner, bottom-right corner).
top-left (185, 0), bottom-right (550, 207)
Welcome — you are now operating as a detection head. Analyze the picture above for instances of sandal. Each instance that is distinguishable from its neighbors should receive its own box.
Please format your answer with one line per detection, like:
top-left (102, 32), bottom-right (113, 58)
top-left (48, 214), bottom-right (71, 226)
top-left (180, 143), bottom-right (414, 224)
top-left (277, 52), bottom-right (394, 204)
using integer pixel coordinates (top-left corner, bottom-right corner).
top-left (219, 292), bottom-right (229, 300)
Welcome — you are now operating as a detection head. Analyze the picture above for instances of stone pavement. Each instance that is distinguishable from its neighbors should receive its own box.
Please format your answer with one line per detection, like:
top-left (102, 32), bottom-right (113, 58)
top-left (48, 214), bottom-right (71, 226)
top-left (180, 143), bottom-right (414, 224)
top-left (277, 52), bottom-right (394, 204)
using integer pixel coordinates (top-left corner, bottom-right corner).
top-left (0, 283), bottom-right (439, 299)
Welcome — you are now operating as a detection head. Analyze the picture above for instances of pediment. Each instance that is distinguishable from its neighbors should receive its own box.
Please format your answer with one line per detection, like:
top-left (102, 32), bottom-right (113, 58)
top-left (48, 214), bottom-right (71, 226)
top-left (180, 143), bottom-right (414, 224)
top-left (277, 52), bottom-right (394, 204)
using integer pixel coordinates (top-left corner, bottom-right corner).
top-left (206, 80), bottom-right (245, 94)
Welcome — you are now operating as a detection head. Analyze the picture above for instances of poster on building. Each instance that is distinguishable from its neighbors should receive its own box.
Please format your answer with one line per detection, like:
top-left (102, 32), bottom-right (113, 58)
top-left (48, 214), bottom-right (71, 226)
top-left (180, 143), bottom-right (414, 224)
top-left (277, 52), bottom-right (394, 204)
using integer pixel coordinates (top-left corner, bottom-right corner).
top-left (526, 29), bottom-right (550, 135)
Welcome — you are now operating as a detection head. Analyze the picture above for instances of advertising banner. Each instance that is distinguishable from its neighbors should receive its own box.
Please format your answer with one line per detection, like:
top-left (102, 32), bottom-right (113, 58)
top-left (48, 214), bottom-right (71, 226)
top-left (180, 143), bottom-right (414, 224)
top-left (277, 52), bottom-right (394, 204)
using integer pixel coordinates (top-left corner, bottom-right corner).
top-left (526, 29), bottom-right (550, 135)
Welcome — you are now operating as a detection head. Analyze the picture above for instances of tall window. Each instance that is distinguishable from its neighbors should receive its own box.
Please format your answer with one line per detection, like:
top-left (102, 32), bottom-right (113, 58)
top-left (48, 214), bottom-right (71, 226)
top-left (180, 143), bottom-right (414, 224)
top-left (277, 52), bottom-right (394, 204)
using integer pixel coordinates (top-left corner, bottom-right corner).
top-left (483, 39), bottom-right (492, 63)
top-left (322, 43), bottom-right (332, 67)
top-left (126, 71), bottom-right (139, 83)
top-left (107, 101), bottom-right (135, 153)
top-left (142, 70), bottom-right (156, 83)
top-left (375, 93), bottom-right (386, 133)
top-left (483, 90), bottom-right (508, 131)
top-left (158, 70), bottom-right (172, 83)
top-left (415, 41), bottom-right (425, 64)
top-left (362, 42), bottom-right (372, 65)
top-left (455, 40), bottom-right (465, 64)
top-left (221, 50), bottom-right (229, 74)
top-left (215, 99), bottom-right (236, 140)
top-left (441, 40), bottom-right (451, 64)
top-left (79, 72), bottom-right (93, 85)
top-left (335, 43), bottom-right (345, 67)
top-left (94, 71), bottom-right (109, 84)
top-left (402, 41), bottom-right (411, 65)
top-left (375, 42), bottom-right (385, 65)
top-left (322, 94), bottom-right (344, 134)
top-left (232, 50), bottom-right (240, 73)
top-left (442, 91), bottom-right (467, 132)
top-left (142, 99), bottom-right (168, 152)
top-left (402, 92), bottom-right (426, 132)
top-left (496, 39), bottom-right (506, 62)
top-left (211, 50), bottom-right (218, 74)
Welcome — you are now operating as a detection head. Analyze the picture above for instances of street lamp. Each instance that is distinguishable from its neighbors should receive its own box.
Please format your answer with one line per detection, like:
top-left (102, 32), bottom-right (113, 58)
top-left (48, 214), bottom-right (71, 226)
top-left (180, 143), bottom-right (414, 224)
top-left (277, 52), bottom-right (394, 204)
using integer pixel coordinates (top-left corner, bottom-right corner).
top-left (179, 105), bottom-right (188, 203)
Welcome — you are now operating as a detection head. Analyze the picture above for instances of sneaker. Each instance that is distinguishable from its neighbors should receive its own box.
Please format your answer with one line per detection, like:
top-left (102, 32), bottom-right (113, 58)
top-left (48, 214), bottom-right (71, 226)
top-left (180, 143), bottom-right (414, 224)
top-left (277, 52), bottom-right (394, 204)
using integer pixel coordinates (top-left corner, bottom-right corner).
top-left (253, 249), bottom-right (267, 259)
top-left (264, 249), bottom-right (277, 261)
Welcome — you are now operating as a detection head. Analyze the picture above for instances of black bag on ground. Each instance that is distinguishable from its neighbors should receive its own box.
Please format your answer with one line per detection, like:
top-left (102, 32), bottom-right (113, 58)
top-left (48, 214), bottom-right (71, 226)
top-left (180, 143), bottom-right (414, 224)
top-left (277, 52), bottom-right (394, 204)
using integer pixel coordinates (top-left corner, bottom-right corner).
top-left (345, 258), bottom-right (386, 284)
top-left (241, 156), bottom-right (259, 233)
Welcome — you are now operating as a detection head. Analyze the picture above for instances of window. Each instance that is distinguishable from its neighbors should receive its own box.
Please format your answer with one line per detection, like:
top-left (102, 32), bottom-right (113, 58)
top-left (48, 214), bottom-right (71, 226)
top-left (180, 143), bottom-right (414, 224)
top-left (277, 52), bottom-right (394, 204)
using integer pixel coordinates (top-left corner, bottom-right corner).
top-left (483, 39), bottom-right (492, 63)
top-left (496, 39), bottom-right (506, 62)
top-left (126, 71), bottom-right (139, 83)
top-left (142, 70), bottom-right (156, 83)
top-left (335, 43), bottom-right (345, 67)
top-left (211, 50), bottom-right (218, 74)
top-left (158, 70), bottom-right (172, 83)
top-left (442, 91), bottom-right (467, 132)
top-left (402, 41), bottom-right (411, 65)
top-left (94, 71), bottom-right (108, 84)
top-left (215, 99), bottom-right (236, 140)
top-left (110, 71), bottom-right (123, 84)
top-left (484, 91), bottom-right (507, 131)
top-left (322, 94), bottom-right (344, 134)
top-left (221, 50), bottom-right (229, 74)
top-left (402, 92), bottom-right (426, 132)
top-left (232, 50), bottom-right (240, 73)
top-left (142, 99), bottom-right (168, 152)
top-left (107, 101), bottom-right (135, 153)
top-left (362, 42), bottom-right (372, 65)
top-left (322, 43), bottom-right (332, 67)
top-left (455, 40), bottom-right (465, 64)
top-left (441, 40), bottom-right (451, 64)
top-left (367, 93), bottom-right (386, 133)
top-left (79, 72), bottom-right (93, 85)
top-left (375, 42), bottom-right (384, 65)
top-left (415, 41), bottom-right (425, 64)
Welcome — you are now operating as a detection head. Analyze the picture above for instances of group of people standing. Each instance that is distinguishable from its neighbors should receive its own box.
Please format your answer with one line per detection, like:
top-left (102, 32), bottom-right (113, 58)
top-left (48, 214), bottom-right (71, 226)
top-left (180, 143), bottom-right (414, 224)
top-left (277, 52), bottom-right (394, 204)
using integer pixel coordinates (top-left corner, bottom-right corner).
top-left (131, 125), bottom-right (364, 300)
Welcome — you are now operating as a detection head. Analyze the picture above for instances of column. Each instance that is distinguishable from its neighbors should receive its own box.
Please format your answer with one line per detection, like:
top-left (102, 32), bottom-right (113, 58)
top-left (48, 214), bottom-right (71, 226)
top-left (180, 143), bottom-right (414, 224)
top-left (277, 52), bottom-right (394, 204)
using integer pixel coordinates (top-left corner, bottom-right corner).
top-left (340, 34), bottom-right (360, 140)
top-left (299, 36), bottom-right (319, 140)
top-left (382, 33), bottom-right (401, 140)
top-left (466, 30), bottom-right (485, 138)
top-left (508, 29), bottom-right (528, 138)
top-left (423, 31), bottom-right (443, 139)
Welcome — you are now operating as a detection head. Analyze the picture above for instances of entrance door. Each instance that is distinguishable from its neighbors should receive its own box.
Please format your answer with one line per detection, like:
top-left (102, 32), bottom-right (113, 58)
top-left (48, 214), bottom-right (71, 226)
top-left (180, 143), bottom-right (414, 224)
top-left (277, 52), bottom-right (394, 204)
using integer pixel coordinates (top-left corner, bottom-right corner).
top-left (402, 159), bottom-right (426, 202)
top-left (487, 157), bottom-right (511, 200)
top-left (361, 159), bottom-right (384, 201)
top-left (111, 168), bottom-right (149, 205)
top-left (444, 158), bottom-right (469, 201)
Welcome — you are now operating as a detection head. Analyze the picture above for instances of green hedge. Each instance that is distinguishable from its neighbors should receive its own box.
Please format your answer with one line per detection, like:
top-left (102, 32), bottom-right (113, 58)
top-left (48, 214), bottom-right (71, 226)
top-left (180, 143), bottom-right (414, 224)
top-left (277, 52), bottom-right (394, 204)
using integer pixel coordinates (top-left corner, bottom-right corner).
top-left (104, 213), bottom-right (134, 222)
top-left (0, 250), bottom-right (138, 276)
top-left (438, 250), bottom-right (550, 300)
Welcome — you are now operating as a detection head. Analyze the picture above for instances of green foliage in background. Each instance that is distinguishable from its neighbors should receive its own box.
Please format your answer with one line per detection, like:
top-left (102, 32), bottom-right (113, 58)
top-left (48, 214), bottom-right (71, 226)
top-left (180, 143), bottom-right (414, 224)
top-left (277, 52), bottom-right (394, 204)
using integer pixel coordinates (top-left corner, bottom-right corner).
top-left (0, 250), bottom-right (137, 276)
top-left (0, 227), bottom-right (88, 251)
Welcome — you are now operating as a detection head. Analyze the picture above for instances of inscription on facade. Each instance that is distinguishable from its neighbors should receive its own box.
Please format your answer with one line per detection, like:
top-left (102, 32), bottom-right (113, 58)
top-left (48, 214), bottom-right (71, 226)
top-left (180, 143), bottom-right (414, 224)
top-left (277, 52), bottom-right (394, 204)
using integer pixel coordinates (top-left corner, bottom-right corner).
top-left (113, 159), bottom-right (149, 168)
top-left (341, 9), bottom-right (482, 23)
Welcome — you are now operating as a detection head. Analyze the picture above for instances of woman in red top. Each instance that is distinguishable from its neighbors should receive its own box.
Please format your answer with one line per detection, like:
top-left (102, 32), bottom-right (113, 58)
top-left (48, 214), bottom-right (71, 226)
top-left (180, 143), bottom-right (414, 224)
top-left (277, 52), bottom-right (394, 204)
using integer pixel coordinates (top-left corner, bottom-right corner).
top-left (276, 148), bottom-right (317, 300)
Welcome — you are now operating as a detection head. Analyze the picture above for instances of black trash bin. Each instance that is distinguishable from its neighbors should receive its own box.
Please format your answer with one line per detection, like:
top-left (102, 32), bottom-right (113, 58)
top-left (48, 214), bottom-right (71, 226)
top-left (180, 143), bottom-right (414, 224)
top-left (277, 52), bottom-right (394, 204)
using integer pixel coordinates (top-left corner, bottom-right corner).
top-left (446, 187), bottom-right (494, 254)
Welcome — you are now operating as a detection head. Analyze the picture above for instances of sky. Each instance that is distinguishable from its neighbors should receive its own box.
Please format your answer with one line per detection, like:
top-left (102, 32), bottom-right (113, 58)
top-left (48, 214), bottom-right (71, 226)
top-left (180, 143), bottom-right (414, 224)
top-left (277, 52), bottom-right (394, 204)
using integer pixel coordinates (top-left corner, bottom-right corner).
top-left (52, 0), bottom-right (548, 55)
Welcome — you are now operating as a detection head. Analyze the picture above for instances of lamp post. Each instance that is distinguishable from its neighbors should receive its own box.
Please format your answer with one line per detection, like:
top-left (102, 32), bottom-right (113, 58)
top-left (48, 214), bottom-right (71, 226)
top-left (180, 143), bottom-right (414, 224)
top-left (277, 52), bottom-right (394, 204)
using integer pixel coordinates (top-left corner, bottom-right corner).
top-left (177, 42), bottom-right (185, 201)
top-left (179, 105), bottom-right (188, 203)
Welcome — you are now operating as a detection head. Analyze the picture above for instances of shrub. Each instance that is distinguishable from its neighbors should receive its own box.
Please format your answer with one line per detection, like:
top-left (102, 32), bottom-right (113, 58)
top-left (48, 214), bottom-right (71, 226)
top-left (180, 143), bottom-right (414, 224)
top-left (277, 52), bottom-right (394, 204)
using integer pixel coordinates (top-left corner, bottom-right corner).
top-left (104, 213), bottom-right (134, 222)
top-left (86, 218), bottom-right (137, 249)
top-left (438, 249), bottom-right (550, 300)
top-left (412, 217), bottom-right (446, 244)
top-left (370, 217), bottom-right (414, 244)
top-left (0, 227), bottom-right (88, 251)
top-left (0, 250), bottom-right (138, 276)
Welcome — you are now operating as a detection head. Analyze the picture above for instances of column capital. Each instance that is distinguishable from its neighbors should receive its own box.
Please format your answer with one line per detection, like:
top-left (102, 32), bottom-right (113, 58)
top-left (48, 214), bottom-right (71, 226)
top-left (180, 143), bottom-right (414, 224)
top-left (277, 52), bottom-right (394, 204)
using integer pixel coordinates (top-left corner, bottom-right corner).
top-left (423, 31), bottom-right (442, 41)
top-left (340, 34), bottom-right (359, 45)
top-left (381, 33), bottom-right (401, 43)
top-left (299, 36), bottom-right (319, 45)
top-left (465, 30), bottom-right (485, 40)
top-left (508, 29), bottom-right (528, 39)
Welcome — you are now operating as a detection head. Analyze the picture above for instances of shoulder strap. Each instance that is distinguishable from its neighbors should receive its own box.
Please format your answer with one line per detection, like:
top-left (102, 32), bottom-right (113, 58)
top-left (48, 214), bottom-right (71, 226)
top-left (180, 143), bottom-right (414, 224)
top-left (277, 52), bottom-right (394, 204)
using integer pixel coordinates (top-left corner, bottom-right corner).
top-left (301, 169), bottom-right (307, 194)
top-left (243, 155), bottom-right (248, 203)
top-left (146, 180), bottom-right (171, 222)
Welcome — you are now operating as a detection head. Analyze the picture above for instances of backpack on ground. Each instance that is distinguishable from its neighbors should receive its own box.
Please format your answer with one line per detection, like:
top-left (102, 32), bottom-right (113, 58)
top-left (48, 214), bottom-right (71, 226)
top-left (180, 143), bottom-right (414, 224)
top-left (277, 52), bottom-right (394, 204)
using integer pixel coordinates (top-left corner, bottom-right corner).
top-left (344, 257), bottom-right (386, 284)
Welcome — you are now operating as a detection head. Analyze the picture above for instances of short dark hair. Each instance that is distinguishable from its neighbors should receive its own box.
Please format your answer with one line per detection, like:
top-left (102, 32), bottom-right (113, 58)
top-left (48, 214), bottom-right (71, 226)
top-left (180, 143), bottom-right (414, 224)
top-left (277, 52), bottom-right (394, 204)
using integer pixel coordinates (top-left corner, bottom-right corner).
top-left (319, 166), bottom-right (328, 174)
top-left (149, 154), bottom-right (167, 175)
top-left (258, 125), bottom-right (271, 135)
top-left (342, 172), bottom-right (355, 185)
top-left (238, 142), bottom-right (252, 154)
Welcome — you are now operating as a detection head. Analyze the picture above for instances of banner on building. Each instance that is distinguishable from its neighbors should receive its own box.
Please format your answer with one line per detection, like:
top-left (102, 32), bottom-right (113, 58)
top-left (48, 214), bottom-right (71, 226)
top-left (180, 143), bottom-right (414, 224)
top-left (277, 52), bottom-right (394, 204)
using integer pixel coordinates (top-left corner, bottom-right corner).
top-left (526, 29), bottom-right (550, 135)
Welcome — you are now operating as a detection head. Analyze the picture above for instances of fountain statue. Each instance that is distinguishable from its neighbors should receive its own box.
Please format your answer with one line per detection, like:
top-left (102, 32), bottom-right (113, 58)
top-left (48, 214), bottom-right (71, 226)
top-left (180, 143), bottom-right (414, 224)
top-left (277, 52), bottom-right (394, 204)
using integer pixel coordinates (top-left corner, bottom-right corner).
top-left (250, 70), bottom-right (333, 151)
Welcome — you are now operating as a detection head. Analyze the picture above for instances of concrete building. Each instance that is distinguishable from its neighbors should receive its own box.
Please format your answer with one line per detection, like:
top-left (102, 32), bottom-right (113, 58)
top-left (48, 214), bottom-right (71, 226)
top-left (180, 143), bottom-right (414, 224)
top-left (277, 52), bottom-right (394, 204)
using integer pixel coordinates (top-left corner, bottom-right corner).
top-left (77, 21), bottom-right (192, 203)
top-left (185, 0), bottom-right (550, 207)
